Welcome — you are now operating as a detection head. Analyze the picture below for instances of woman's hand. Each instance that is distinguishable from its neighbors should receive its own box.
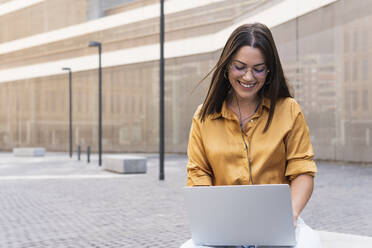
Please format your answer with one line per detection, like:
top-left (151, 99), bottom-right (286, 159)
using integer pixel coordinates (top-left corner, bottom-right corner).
top-left (290, 174), bottom-right (314, 228)
top-left (293, 213), bottom-right (298, 228)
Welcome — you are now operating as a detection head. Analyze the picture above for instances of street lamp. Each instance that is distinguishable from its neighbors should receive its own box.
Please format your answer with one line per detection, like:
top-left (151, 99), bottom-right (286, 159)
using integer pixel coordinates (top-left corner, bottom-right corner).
top-left (62, 67), bottom-right (73, 158)
top-left (159, 0), bottom-right (165, 180)
top-left (88, 41), bottom-right (103, 166)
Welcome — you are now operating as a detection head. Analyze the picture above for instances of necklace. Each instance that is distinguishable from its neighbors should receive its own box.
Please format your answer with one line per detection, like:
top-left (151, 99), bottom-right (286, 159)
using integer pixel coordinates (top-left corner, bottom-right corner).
top-left (236, 96), bottom-right (261, 129)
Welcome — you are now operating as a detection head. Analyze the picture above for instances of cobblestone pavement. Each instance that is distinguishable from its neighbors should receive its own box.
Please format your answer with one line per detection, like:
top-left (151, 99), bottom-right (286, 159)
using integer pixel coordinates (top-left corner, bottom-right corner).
top-left (0, 152), bottom-right (371, 248)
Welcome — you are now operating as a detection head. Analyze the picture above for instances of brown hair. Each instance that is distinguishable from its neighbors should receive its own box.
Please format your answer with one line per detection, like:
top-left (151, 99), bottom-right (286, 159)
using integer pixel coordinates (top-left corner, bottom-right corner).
top-left (198, 23), bottom-right (292, 131)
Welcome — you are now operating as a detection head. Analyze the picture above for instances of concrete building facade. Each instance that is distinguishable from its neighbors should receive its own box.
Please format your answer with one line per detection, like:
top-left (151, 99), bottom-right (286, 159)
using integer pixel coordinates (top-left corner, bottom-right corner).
top-left (0, 0), bottom-right (371, 162)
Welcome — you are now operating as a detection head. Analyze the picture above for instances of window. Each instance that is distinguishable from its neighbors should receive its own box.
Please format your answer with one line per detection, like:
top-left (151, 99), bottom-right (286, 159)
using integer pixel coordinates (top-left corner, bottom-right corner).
top-left (344, 32), bottom-right (349, 53)
top-left (363, 30), bottom-right (368, 52)
top-left (132, 125), bottom-right (142, 142)
top-left (353, 61), bottom-right (358, 81)
top-left (60, 92), bottom-right (65, 112)
top-left (84, 93), bottom-right (88, 113)
top-left (344, 62), bottom-right (349, 81)
top-left (51, 92), bottom-right (56, 112)
top-left (111, 94), bottom-right (115, 113)
top-left (352, 91), bottom-right (358, 110)
top-left (125, 97), bottom-right (129, 113)
top-left (131, 95), bottom-right (135, 114)
top-left (119, 126), bottom-right (129, 145)
top-left (353, 30), bottom-right (358, 52)
top-left (363, 59), bottom-right (368, 80)
top-left (116, 95), bottom-right (121, 113)
top-left (36, 94), bottom-right (40, 111)
top-left (102, 93), bottom-right (106, 113)
top-left (44, 93), bottom-right (48, 112)
top-left (16, 95), bottom-right (19, 111)
top-left (77, 92), bottom-right (82, 113)
top-left (345, 92), bottom-right (350, 111)
top-left (139, 96), bottom-right (143, 114)
top-left (363, 91), bottom-right (368, 111)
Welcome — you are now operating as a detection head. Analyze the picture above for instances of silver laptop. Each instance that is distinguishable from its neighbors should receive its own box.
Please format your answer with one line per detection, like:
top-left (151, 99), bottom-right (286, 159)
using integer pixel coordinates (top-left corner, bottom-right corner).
top-left (183, 184), bottom-right (296, 247)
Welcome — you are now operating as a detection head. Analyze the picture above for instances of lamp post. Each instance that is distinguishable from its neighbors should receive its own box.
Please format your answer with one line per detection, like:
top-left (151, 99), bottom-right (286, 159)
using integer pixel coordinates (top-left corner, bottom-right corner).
top-left (159, 0), bottom-right (165, 180)
top-left (62, 67), bottom-right (73, 158)
top-left (88, 41), bottom-right (102, 166)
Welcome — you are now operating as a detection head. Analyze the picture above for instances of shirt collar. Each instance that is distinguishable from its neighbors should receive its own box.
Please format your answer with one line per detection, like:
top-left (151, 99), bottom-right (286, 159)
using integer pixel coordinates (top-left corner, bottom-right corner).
top-left (209, 97), bottom-right (271, 120)
top-left (210, 101), bottom-right (232, 120)
top-left (262, 97), bottom-right (271, 109)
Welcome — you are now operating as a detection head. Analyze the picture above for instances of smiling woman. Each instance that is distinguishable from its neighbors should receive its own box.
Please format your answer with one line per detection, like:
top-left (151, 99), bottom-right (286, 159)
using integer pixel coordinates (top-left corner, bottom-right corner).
top-left (227, 46), bottom-right (268, 121)
top-left (181, 23), bottom-right (321, 248)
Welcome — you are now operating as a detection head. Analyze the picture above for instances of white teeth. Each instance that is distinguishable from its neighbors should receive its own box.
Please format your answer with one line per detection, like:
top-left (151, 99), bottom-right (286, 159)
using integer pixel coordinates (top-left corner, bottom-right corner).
top-left (239, 81), bottom-right (256, 88)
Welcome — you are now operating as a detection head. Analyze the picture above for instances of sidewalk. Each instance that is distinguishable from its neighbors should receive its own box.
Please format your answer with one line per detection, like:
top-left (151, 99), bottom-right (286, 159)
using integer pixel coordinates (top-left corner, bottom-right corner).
top-left (0, 152), bottom-right (371, 247)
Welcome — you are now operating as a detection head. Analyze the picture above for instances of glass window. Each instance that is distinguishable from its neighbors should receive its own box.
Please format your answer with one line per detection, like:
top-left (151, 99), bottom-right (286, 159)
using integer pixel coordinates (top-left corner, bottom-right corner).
top-left (116, 95), bottom-right (120, 113)
top-left (51, 92), bottom-right (56, 112)
top-left (344, 32), bottom-right (349, 53)
top-left (16, 95), bottom-right (19, 111)
top-left (363, 30), bottom-right (368, 52)
top-left (119, 126), bottom-right (129, 145)
top-left (44, 93), bottom-right (48, 112)
top-left (352, 91), bottom-right (358, 110)
top-left (104, 93), bottom-right (108, 113)
top-left (353, 61), bottom-right (358, 81)
top-left (77, 92), bottom-right (82, 113)
top-left (139, 96), bottom-right (143, 114)
top-left (125, 97), bottom-right (129, 113)
top-left (131, 95), bottom-right (135, 114)
top-left (111, 94), bottom-right (114, 113)
top-left (82, 93), bottom-right (86, 113)
top-left (344, 62), bottom-right (349, 81)
top-left (345, 92), bottom-right (350, 112)
top-left (132, 125), bottom-right (142, 142)
top-left (353, 30), bottom-right (358, 52)
top-left (60, 92), bottom-right (65, 112)
top-left (363, 91), bottom-right (368, 111)
top-left (363, 59), bottom-right (368, 80)
top-left (36, 94), bottom-right (40, 111)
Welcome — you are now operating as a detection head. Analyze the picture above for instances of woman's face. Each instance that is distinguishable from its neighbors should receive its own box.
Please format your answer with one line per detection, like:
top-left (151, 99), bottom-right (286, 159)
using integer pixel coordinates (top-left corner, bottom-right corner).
top-left (227, 45), bottom-right (268, 102)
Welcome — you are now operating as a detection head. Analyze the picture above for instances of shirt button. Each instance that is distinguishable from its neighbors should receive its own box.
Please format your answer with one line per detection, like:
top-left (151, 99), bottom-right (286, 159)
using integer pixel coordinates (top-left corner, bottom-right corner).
top-left (250, 119), bottom-right (254, 123)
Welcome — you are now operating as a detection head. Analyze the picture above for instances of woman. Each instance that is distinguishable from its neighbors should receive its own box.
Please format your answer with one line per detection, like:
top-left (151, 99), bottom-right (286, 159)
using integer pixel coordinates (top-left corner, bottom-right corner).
top-left (181, 23), bottom-right (321, 248)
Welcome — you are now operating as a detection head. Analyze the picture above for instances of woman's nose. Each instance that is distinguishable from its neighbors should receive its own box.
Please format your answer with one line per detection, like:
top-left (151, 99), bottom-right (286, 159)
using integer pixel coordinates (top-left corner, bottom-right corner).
top-left (242, 68), bottom-right (254, 81)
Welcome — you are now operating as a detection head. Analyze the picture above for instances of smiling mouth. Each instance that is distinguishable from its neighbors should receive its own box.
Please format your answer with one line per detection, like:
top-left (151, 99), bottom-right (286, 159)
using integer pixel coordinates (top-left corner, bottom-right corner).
top-left (238, 80), bottom-right (257, 88)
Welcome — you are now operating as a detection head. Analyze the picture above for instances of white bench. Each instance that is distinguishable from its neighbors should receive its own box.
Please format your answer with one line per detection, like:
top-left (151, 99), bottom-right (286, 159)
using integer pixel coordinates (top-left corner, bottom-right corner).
top-left (13, 147), bottom-right (46, 157)
top-left (319, 231), bottom-right (372, 248)
top-left (103, 155), bottom-right (147, 174)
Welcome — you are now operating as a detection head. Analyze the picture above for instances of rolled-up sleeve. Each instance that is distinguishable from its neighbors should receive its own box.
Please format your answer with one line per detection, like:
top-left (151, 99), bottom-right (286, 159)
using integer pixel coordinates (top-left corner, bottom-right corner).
top-left (186, 108), bottom-right (213, 186)
top-left (284, 101), bottom-right (317, 181)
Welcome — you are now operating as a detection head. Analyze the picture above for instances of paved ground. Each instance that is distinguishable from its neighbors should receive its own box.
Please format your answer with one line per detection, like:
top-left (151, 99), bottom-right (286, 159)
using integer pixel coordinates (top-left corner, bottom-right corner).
top-left (0, 152), bottom-right (371, 248)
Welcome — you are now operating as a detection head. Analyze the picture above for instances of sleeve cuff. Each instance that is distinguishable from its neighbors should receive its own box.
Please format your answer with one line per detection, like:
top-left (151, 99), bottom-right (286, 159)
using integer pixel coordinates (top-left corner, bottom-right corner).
top-left (187, 174), bottom-right (212, 186)
top-left (288, 172), bottom-right (315, 181)
top-left (285, 159), bottom-right (317, 180)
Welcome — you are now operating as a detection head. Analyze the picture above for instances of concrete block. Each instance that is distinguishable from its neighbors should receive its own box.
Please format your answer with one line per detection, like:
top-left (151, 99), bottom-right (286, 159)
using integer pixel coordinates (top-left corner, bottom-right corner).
top-left (13, 147), bottom-right (46, 157)
top-left (103, 155), bottom-right (147, 174)
top-left (318, 231), bottom-right (372, 248)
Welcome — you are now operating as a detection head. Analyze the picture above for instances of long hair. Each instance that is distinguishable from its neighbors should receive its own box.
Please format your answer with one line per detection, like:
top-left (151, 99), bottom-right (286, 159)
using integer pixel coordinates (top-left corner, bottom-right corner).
top-left (198, 23), bottom-right (292, 132)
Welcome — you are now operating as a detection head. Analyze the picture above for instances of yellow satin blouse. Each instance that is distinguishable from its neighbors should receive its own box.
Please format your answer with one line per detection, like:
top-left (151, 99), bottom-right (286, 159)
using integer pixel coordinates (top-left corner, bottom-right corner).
top-left (186, 97), bottom-right (317, 186)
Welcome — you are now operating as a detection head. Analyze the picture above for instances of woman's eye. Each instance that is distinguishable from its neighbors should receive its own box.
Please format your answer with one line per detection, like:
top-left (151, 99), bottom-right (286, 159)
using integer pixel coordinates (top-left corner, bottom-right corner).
top-left (254, 68), bottom-right (265, 73)
top-left (233, 64), bottom-right (245, 70)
